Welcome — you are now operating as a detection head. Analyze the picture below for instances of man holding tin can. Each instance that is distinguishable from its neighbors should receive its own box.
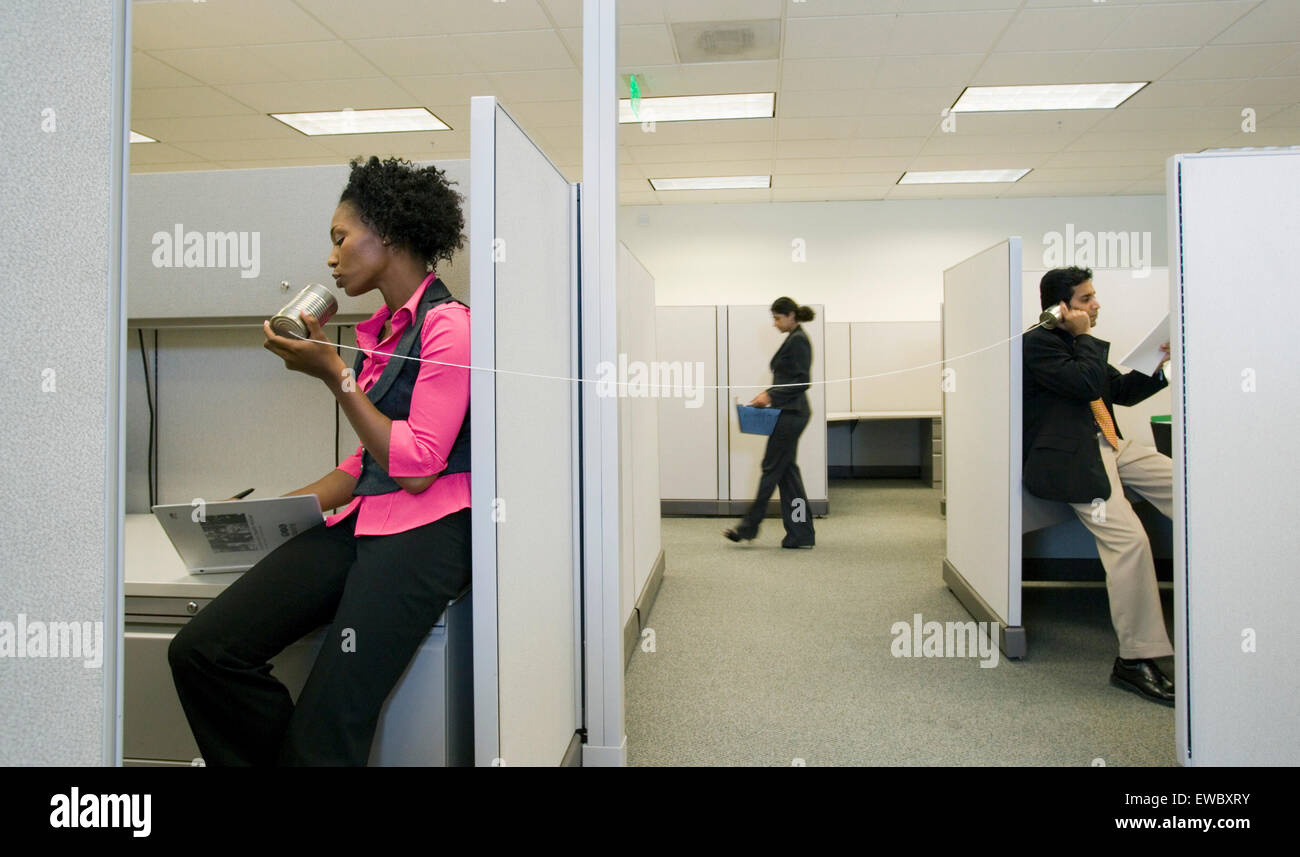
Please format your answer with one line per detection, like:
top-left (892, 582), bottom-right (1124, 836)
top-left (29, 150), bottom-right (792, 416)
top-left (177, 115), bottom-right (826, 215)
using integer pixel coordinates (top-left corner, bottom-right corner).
top-left (1023, 266), bottom-right (1175, 707)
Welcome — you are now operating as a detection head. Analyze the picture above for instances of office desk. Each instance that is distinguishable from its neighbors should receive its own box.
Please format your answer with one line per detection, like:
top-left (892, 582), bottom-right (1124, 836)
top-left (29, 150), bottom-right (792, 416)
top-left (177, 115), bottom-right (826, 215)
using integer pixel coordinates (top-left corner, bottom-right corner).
top-left (826, 411), bottom-right (942, 485)
top-left (123, 514), bottom-right (471, 766)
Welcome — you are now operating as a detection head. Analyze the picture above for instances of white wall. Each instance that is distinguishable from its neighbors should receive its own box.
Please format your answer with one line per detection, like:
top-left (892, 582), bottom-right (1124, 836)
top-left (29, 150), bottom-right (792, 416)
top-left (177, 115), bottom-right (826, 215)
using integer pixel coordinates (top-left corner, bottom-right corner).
top-left (621, 196), bottom-right (1165, 321)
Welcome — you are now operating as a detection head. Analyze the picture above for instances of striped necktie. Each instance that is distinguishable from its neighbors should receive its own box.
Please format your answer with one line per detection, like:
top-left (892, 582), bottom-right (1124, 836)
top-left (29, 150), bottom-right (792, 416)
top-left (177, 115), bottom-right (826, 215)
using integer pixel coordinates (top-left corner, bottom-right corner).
top-left (1090, 399), bottom-right (1121, 449)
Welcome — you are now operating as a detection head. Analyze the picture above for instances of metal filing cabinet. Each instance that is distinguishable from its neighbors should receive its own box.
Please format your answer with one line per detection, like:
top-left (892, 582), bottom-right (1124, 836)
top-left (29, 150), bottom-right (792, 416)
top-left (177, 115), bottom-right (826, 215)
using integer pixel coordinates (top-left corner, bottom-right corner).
top-left (123, 514), bottom-right (473, 766)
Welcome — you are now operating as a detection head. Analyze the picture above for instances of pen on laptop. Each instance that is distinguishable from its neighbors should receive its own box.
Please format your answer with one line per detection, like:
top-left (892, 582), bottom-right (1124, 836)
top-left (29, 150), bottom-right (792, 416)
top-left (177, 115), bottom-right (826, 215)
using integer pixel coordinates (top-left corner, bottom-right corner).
top-left (229, 488), bottom-right (254, 500)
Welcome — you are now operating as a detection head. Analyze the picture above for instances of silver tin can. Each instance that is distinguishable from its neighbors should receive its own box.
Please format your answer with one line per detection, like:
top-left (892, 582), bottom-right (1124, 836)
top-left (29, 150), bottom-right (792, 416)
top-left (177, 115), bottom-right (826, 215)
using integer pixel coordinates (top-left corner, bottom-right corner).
top-left (271, 283), bottom-right (337, 338)
top-left (1039, 304), bottom-right (1064, 330)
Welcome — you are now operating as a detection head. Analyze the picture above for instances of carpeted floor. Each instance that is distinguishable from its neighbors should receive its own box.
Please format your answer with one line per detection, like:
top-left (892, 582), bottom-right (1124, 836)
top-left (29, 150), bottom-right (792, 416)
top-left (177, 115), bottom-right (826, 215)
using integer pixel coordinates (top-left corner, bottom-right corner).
top-left (625, 479), bottom-right (1176, 766)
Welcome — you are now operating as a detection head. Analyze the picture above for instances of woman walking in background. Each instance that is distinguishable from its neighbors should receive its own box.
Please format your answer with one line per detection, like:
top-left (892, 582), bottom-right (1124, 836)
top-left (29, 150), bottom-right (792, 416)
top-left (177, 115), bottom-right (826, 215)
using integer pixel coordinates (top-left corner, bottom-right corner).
top-left (725, 297), bottom-right (816, 549)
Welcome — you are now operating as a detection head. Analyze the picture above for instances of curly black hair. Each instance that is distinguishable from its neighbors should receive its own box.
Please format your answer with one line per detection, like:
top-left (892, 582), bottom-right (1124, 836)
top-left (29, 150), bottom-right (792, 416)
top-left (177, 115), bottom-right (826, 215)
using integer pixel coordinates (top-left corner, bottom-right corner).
top-left (338, 156), bottom-right (465, 267)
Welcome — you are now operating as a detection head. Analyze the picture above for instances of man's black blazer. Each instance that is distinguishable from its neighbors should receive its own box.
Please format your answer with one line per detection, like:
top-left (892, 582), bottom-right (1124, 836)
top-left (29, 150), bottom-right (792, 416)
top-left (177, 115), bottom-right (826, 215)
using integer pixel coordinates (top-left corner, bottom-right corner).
top-left (767, 324), bottom-right (813, 413)
top-left (1022, 326), bottom-right (1167, 503)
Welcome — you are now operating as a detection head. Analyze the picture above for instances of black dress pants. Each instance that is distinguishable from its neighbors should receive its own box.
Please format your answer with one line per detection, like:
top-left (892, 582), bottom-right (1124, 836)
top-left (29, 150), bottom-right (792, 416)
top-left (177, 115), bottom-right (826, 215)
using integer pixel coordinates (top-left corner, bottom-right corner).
top-left (167, 506), bottom-right (471, 766)
top-left (737, 409), bottom-right (816, 545)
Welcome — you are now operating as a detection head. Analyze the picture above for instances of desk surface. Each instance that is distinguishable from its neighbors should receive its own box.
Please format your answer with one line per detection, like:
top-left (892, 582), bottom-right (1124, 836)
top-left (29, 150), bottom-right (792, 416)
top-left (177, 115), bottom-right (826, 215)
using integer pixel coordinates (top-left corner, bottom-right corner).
top-left (826, 410), bottom-right (942, 421)
top-left (125, 514), bottom-right (244, 598)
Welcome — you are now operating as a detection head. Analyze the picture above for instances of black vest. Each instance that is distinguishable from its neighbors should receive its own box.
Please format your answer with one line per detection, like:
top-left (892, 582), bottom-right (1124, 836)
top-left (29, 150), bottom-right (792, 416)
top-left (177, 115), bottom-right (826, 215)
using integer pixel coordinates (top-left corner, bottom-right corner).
top-left (352, 278), bottom-right (470, 496)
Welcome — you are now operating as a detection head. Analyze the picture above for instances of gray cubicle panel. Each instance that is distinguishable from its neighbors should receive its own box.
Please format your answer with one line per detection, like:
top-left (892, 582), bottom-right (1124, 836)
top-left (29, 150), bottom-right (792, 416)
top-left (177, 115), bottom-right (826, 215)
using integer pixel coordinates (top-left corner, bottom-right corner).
top-left (824, 323), bottom-right (852, 414)
top-left (942, 239), bottom-right (1024, 656)
top-left (849, 322), bottom-right (941, 415)
top-left (617, 244), bottom-right (664, 641)
top-left (128, 161), bottom-right (470, 321)
top-left (727, 306), bottom-right (828, 512)
top-left (1170, 150), bottom-right (1300, 766)
top-left (655, 306), bottom-right (721, 502)
top-left (470, 97), bottom-right (580, 767)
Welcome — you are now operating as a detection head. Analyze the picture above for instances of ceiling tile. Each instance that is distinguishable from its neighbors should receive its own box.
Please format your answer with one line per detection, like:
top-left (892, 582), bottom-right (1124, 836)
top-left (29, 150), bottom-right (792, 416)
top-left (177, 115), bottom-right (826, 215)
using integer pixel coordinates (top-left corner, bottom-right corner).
top-left (621, 24), bottom-right (678, 67)
top-left (649, 188), bottom-right (773, 203)
top-left (873, 53), bottom-right (985, 88)
top-left (995, 6), bottom-right (1132, 53)
top-left (1075, 48), bottom-right (1197, 82)
top-left (920, 133), bottom-right (1071, 154)
top-left (905, 154), bottom-right (1040, 171)
top-left (1089, 105), bottom-right (1256, 132)
top-left (1165, 44), bottom-right (1297, 80)
top-left (540, 0), bottom-right (582, 28)
top-left (643, 160), bottom-right (774, 179)
top-left (148, 46), bottom-right (296, 86)
top-left (1121, 80), bottom-right (1251, 109)
top-left (622, 61), bottom-right (781, 96)
top-left (861, 87), bottom-right (960, 114)
top-left (128, 142), bottom-right (210, 165)
top-left (779, 90), bottom-right (867, 118)
top-left (244, 42), bottom-right (385, 81)
top-left (944, 110), bottom-right (1108, 137)
top-left (452, 30), bottom-right (575, 73)
top-left (175, 136), bottom-right (340, 162)
top-left (1212, 0), bottom-right (1300, 45)
top-left (309, 130), bottom-right (462, 157)
top-left (349, 36), bottom-right (478, 77)
top-left (1066, 129), bottom-right (1235, 151)
top-left (777, 117), bottom-right (862, 140)
top-left (131, 114), bottom-right (304, 143)
top-left (846, 135), bottom-right (927, 155)
top-left (133, 0), bottom-right (336, 49)
top-left (776, 139), bottom-right (853, 159)
top-left (664, 0), bottom-right (783, 23)
top-left (503, 101), bottom-right (583, 127)
top-left (625, 141), bottom-right (776, 163)
top-left (771, 187), bottom-right (891, 202)
top-left (394, 74), bottom-right (499, 106)
top-left (776, 156), bottom-right (914, 174)
top-left (784, 16), bottom-right (897, 59)
top-left (618, 117), bottom-right (776, 145)
top-left (296, 0), bottom-right (553, 38)
top-left (132, 86), bottom-right (257, 119)
top-left (215, 78), bottom-right (419, 113)
top-left (132, 52), bottom-right (201, 88)
top-left (488, 69), bottom-right (582, 103)
top-left (780, 58), bottom-right (881, 91)
top-left (620, 192), bottom-right (663, 205)
top-left (887, 11), bottom-right (1016, 55)
top-left (788, 0), bottom-right (902, 16)
top-left (971, 51), bottom-right (1090, 86)
top-left (854, 114), bottom-right (939, 137)
top-left (1100, 1), bottom-right (1259, 50)
top-left (1224, 76), bottom-right (1300, 105)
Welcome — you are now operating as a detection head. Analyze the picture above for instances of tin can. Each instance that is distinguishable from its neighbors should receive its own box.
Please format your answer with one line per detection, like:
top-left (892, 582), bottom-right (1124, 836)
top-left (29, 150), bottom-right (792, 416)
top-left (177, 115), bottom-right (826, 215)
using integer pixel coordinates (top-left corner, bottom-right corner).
top-left (271, 283), bottom-right (337, 339)
top-left (1039, 304), bottom-right (1064, 330)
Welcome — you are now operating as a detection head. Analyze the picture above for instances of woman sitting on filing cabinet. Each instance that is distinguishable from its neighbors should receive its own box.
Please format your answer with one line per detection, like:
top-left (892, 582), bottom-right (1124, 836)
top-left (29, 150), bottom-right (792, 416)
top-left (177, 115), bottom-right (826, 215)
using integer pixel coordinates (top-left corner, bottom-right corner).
top-left (168, 156), bottom-right (471, 766)
top-left (724, 297), bottom-right (817, 549)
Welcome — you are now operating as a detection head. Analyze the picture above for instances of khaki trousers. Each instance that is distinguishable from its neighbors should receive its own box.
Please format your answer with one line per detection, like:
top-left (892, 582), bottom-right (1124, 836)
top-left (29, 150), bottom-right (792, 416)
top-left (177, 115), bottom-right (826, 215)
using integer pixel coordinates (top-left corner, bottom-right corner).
top-left (1068, 436), bottom-right (1174, 659)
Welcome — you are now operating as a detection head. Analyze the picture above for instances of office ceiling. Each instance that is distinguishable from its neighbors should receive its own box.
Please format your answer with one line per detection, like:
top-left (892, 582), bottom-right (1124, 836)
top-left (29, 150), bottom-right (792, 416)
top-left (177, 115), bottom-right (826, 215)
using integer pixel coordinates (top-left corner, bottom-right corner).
top-left (130, 0), bottom-right (1300, 203)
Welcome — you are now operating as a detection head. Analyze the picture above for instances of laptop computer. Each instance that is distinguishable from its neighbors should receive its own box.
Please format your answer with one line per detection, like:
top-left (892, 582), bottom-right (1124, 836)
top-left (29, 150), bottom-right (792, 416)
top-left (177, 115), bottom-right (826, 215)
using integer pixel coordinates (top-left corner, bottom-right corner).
top-left (151, 495), bottom-right (324, 574)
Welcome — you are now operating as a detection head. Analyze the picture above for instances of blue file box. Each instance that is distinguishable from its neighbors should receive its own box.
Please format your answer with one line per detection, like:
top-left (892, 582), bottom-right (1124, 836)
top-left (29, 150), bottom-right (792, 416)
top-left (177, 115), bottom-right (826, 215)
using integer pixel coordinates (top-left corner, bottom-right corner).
top-left (736, 404), bottom-right (781, 435)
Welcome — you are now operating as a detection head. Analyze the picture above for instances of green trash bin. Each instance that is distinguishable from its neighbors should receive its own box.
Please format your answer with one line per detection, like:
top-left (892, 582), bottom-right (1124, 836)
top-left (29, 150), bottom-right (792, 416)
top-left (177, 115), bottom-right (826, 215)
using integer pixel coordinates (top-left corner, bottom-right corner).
top-left (1150, 415), bottom-right (1171, 457)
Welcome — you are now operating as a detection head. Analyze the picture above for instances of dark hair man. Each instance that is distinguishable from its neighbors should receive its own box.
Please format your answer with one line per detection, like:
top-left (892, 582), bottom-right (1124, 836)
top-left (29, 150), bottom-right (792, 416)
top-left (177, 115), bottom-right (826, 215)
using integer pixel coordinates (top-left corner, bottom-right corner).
top-left (1024, 266), bottom-right (1175, 706)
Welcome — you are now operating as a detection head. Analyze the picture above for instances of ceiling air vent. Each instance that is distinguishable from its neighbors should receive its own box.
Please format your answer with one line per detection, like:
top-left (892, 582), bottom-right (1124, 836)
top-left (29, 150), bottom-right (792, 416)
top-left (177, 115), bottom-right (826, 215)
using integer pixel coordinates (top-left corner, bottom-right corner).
top-left (671, 19), bottom-right (781, 64)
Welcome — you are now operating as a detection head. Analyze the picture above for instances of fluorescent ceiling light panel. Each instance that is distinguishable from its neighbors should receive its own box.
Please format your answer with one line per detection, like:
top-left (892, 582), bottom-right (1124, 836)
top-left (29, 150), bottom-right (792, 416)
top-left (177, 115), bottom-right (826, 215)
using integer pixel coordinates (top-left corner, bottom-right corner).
top-left (951, 83), bottom-right (1147, 112)
top-left (650, 175), bottom-right (771, 191)
top-left (130, 131), bottom-right (157, 143)
top-left (619, 93), bottom-right (774, 124)
top-left (898, 169), bottom-right (1030, 184)
top-left (271, 107), bottom-right (450, 136)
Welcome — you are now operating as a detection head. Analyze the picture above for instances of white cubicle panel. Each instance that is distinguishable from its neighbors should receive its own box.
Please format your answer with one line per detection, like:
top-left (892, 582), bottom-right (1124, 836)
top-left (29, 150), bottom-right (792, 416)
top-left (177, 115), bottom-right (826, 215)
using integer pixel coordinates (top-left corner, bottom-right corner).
top-left (824, 322), bottom-right (852, 415)
top-left (849, 322), bottom-right (941, 414)
top-left (727, 306), bottom-right (827, 505)
top-left (1022, 268), bottom-right (1171, 444)
top-left (470, 98), bottom-right (579, 767)
top-left (1171, 150), bottom-right (1300, 766)
top-left (617, 244), bottom-right (664, 631)
top-left (128, 162), bottom-right (470, 320)
top-left (655, 306), bottom-right (720, 501)
top-left (942, 239), bottom-right (1023, 652)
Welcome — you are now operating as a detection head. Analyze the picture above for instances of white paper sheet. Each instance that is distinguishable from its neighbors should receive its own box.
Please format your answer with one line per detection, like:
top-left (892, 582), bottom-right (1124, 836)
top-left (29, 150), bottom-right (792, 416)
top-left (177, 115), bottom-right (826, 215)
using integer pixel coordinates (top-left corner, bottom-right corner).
top-left (1119, 312), bottom-right (1170, 375)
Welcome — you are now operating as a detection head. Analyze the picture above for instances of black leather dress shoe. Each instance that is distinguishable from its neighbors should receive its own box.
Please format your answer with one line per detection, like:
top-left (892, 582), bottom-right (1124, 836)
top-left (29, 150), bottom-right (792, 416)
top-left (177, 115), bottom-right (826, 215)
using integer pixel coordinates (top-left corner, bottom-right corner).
top-left (723, 528), bottom-right (753, 543)
top-left (780, 538), bottom-right (815, 549)
top-left (1111, 657), bottom-right (1175, 706)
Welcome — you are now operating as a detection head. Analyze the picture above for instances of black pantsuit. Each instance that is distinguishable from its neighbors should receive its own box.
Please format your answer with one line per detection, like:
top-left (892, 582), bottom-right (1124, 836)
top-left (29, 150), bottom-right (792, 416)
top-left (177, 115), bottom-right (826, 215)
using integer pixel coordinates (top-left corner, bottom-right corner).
top-left (736, 408), bottom-right (816, 545)
top-left (736, 322), bottom-right (816, 546)
top-left (167, 506), bottom-right (471, 766)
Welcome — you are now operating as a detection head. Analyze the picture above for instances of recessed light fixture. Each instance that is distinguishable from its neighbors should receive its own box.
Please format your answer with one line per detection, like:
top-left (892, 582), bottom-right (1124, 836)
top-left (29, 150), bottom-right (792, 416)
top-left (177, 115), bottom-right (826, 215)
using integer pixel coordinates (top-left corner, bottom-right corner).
top-left (649, 175), bottom-right (771, 191)
top-left (951, 83), bottom-right (1147, 112)
top-left (619, 93), bottom-right (774, 124)
top-left (270, 107), bottom-right (450, 136)
top-left (130, 131), bottom-right (157, 143)
top-left (898, 169), bottom-right (1030, 184)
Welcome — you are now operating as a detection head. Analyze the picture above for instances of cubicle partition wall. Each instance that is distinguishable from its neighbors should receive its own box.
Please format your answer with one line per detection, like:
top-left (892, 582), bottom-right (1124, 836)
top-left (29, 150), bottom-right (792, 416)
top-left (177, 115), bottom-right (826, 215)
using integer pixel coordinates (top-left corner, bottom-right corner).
top-left (823, 322), bottom-right (942, 482)
top-left (470, 97), bottom-right (581, 767)
top-left (617, 245), bottom-right (665, 662)
top-left (942, 239), bottom-right (1025, 656)
top-left (1170, 150), bottom-right (1300, 766)
top-left (655, 306), bottom-right (721, 504)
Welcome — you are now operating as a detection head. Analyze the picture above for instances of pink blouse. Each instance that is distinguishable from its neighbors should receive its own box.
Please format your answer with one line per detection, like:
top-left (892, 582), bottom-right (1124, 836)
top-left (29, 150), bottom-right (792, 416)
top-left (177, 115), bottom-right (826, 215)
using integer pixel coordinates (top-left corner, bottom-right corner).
top-left (325, 273), bottom-right (471, 535)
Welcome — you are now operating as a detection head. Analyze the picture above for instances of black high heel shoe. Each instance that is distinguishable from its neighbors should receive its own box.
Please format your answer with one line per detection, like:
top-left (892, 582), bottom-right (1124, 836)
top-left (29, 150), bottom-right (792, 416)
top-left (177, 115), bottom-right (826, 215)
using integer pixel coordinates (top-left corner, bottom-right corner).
top-left (723, 528), bottom-right (753, 543)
